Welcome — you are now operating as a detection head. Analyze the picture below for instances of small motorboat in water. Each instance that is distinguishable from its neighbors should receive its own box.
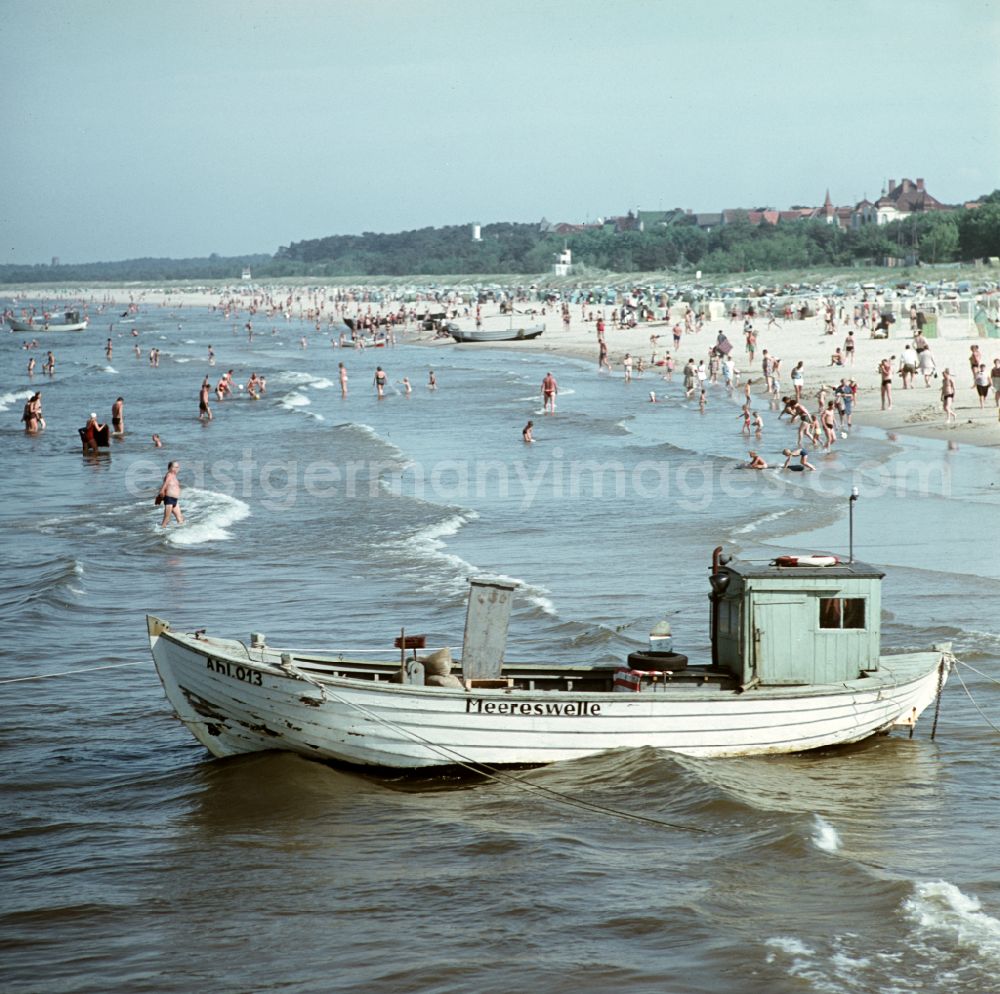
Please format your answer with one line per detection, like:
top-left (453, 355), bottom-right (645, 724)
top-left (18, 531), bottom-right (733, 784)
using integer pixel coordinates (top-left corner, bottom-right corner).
top-left (8, 309), bottom-right (88, 332)
top-left (147, 549), bottom-right (953, 770)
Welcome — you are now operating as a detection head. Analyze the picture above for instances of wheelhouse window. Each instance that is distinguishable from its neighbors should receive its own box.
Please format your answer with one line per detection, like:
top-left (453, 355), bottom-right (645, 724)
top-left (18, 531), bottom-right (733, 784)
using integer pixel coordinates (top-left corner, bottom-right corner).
top-left (819, 597), bottom-right (865, 629)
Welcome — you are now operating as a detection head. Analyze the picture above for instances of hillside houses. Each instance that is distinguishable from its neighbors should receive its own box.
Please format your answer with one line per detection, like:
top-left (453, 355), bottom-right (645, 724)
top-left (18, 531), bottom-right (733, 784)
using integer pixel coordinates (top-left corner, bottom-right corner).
top-left (871, 178), bottom-right (949, 224)
top-left (541, 178), bottom-right (957, 237)
top-left (721, 180), bottom-right (953, 231)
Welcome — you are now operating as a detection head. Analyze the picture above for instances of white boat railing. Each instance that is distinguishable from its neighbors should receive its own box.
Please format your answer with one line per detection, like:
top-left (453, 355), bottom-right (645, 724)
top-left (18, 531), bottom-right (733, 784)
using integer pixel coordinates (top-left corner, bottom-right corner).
top-left (284, 645), bottom-right (459, 656)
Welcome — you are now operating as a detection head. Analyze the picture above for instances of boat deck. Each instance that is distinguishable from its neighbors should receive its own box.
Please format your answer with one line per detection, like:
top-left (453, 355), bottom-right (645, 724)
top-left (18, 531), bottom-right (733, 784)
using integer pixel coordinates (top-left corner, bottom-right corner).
top-left (177, 632), bottom-right (936, 697)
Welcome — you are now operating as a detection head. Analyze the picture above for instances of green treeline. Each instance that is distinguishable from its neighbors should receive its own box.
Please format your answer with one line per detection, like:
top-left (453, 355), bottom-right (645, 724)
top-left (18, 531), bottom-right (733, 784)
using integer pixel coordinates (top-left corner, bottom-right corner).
top-left (3, 194), bottom-right (998, 284)
top-left (0, 254), bottom-right (274, 285)
top-left (274, 197), bottom-right (1000, 276)
top-left (274, 222), bottom-right (550, 276)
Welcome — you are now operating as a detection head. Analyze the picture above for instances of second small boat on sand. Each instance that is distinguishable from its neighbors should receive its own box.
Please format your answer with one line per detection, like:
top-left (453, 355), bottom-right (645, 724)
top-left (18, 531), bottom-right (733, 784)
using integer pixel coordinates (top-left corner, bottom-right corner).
top-left (147, 547), bottom-right (954, 771)
top-left (450, 323), bottom-right (544, 342)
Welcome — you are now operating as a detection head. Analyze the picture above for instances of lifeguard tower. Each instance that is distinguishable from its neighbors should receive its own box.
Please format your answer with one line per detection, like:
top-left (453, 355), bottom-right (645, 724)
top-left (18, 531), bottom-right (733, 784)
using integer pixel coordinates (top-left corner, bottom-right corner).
top-left (553, 246), bottom-right (572, 276)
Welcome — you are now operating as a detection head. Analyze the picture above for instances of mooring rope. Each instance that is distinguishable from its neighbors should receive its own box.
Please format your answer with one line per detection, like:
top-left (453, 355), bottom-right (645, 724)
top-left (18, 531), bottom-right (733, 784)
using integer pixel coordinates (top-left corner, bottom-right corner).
top-left (0, 661), bottom-right (145, 685)
top-left (956, 659), bottom-right (1000, 688)
top-left (952, 665), bottom-right (1000, 735)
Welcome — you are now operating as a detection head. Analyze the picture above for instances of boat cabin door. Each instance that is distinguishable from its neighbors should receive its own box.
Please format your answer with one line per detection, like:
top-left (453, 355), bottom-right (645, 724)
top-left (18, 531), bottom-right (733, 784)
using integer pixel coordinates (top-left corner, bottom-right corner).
top-left (751, 594), bottom-right (812, 685)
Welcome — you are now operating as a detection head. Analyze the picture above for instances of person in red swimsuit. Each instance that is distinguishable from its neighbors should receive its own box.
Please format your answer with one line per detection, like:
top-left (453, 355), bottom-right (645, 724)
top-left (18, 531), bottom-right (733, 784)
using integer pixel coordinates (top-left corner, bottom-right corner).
top-left (541, 372), bottom-right (558, 413)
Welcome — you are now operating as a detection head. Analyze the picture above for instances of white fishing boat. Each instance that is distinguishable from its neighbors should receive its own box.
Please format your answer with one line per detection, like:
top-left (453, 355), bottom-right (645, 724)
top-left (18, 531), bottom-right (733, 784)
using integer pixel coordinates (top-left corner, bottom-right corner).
top-left (147, 548), bottom-right (953, 770)
top-left (450, 323), bottom-right (544, 342)
top-left (7, 309), bottom-right (88, 332)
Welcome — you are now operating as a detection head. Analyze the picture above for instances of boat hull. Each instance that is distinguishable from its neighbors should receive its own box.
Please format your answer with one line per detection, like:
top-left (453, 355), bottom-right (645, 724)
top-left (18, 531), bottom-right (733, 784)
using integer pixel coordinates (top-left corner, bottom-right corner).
top-left (450, 326), bottom-right (544, 343)
top-left (148, 621), bottom-right (951, 769)
top-left (8, 317), bottom-right (88, 333)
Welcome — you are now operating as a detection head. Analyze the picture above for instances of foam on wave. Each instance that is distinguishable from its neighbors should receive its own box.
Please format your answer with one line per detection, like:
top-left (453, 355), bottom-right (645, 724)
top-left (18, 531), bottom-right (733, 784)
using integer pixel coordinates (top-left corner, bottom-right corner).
top-left (164, 488), bottom-right (251, 547)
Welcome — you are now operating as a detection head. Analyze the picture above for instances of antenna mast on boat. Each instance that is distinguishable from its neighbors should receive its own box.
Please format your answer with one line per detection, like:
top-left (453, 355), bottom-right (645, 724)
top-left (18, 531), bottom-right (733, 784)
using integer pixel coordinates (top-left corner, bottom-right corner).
top-left (848, 487), bottom-right (859, 563)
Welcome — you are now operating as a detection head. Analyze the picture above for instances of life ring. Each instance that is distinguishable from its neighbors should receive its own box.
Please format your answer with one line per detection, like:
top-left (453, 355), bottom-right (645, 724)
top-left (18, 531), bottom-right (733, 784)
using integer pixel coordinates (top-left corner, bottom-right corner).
top-left (774, 554), bottom-right (840, 567)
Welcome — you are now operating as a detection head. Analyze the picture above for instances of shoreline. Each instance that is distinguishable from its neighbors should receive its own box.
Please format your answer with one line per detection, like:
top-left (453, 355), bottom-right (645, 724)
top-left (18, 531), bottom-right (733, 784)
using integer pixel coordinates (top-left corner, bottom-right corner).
top-left (413, 315), bottom-right (1000, 450)
top-left (6, 281), bottom-right (999, 450)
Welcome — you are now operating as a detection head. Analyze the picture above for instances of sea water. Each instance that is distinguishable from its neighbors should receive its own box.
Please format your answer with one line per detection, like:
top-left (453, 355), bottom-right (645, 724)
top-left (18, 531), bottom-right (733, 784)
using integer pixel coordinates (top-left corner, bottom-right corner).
top-left (2, 296), bottom-right (999, 993)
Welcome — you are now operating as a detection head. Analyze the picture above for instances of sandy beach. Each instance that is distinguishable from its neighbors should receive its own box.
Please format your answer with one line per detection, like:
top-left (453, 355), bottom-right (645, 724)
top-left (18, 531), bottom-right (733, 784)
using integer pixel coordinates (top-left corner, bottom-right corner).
top-left (415, 296), bottom-right (1000, 450)
top-left (9, 282), bottom-right (1000, 449)
top-left (24, 286), bottom-right (1000, 446)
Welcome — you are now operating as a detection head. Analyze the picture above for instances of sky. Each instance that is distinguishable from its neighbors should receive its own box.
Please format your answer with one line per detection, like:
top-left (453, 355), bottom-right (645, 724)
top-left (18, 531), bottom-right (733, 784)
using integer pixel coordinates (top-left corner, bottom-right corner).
top-left (3, 0), bottom-right (998, 264)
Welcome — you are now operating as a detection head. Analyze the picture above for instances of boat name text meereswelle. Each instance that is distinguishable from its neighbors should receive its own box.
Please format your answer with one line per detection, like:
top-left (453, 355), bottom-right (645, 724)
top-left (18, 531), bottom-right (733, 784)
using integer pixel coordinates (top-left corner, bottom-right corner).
top-left (465, 698), bottom-right (602, 717)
